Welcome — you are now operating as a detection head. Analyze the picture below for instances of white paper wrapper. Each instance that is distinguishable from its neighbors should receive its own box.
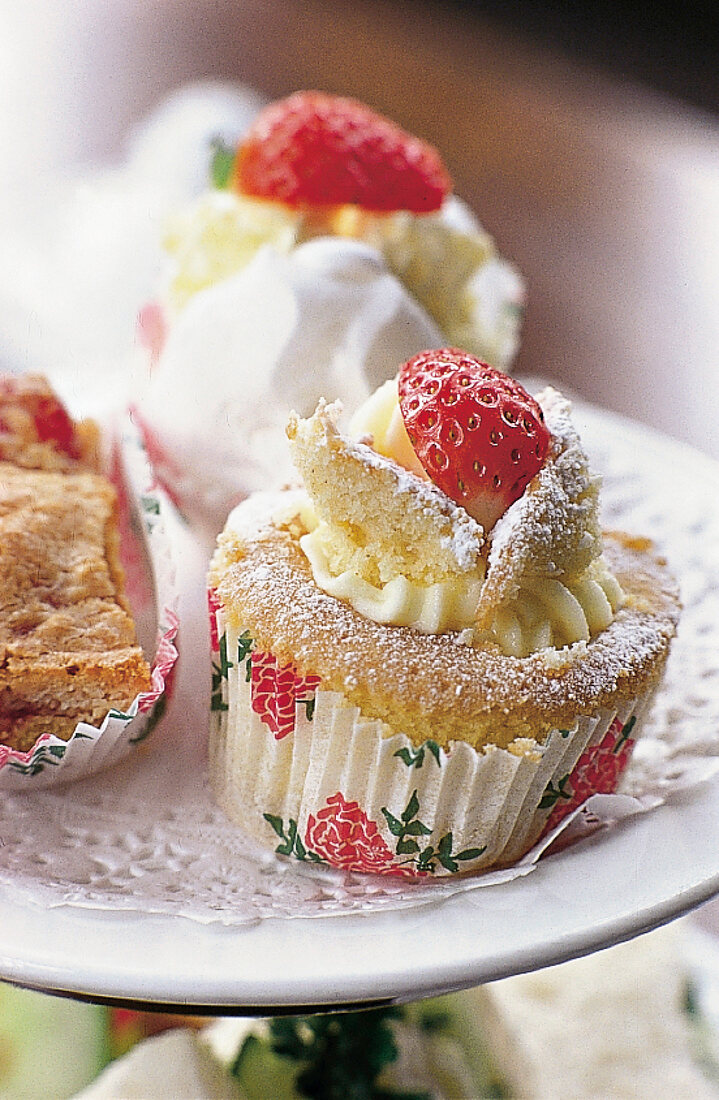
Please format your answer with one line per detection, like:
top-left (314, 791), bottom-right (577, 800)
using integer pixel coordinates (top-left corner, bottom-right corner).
top-left (0, 418), bottom-right (179, 789)
top-left (209, 613), bottom-right (652, 878)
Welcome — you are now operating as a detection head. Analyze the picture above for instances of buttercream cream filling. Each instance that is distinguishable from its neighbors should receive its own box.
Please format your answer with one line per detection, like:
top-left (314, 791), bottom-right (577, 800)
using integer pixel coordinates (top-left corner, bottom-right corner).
top-left (300, 523), bottom-right (485, 634)
top-left (300, 516), bottom-right (623, 654)
top-left (484, 559), bottom-right (624, 657)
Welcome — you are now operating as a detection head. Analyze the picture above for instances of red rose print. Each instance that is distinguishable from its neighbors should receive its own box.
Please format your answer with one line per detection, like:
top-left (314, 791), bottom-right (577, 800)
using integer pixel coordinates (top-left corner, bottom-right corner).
top-left (251, 651), bottom-right (321, 739)
top-left (543, 717), bottom-right (636, 834)
top-left (207, 588), bottom-right (222, 653)
top-left (305, 793), bottom-right (401, 875)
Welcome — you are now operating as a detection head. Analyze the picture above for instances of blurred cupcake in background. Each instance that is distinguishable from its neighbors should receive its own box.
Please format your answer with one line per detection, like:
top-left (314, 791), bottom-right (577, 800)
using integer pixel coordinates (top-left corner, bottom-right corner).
top-left (136, 91), bottom-right (524, 529)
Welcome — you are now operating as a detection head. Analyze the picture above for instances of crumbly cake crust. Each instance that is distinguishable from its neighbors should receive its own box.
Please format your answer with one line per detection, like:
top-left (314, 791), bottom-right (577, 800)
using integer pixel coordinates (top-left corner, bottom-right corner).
top-left (211, 492), bottom-right (680, 749)
top-left (0, 462), bottom-right (151, 748)
top-left (1, 715), bottom-right (81, 754)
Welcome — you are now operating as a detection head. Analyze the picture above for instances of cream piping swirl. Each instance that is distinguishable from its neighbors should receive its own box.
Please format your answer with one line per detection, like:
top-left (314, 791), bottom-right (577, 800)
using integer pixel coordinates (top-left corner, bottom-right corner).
top-left (301, 526), bottom-right (484, 634)
top-left (300, 522), bottom-right (622, 653)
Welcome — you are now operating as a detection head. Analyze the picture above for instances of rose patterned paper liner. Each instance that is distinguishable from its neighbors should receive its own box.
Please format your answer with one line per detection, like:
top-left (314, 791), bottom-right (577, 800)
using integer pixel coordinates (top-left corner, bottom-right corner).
top-left (208, 604), bottom-right (651, 878)
top-left (0, 418), bottom-right (179, 790)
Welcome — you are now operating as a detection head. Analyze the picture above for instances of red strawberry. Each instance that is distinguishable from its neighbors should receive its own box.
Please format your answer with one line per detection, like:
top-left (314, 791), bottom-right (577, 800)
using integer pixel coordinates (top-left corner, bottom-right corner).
top-left (0, 375), bottom-right (80, 460)
top-left (398, 348), bottom-right (550, 530)
top-left (234, 91), bottom-right (451, 213)
top-left (28, 394), bottom-right (78, 456)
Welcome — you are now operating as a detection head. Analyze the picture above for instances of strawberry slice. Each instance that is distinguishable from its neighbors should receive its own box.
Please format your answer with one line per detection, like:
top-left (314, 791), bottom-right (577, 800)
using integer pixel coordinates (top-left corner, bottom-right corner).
top-left (398, 348), bottom-right (550, 530)
top-left (234, 91), bottom-right (451, 213)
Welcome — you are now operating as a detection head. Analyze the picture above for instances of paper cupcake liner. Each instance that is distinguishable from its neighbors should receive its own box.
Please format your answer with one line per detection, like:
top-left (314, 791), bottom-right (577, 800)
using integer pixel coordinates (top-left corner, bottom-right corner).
top-left (209, 609), bottom-right (652, 878)
top-left (0, 417), bottom-right (179, 790)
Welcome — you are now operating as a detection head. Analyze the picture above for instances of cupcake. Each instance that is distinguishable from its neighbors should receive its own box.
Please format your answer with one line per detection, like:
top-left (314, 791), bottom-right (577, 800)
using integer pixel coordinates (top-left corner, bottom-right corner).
top-left (208, 350), bottom-right (680, 876)
top-left (137, 91), bottom-right (523, 528)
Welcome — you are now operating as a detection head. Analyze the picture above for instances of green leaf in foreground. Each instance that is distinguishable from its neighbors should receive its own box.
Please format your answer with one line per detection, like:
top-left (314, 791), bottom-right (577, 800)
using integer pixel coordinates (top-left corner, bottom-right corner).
top-left (266, 1009), bottom-right (432, 1100)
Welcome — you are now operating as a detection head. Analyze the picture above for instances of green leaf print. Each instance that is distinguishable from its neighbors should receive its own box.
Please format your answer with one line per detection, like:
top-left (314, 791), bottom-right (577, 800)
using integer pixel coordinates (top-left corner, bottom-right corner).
top-left (299, 696), bottom-right (316, 721)
top-left (264, 814), bottom-right (286, 840)
top-left (262, 813), bottom-right (323, 863)
top-left (393, 740), bottom-right (442, 769)
top-left (382, 791), bottom-right (485, 875)
top-left (396, 838), bottom-right (420, 856)
top-left (613, 715), bottom-right (636, 753)
top-left (212, 631), bottom-right (252, 708)
top-left (210, 663), bottom-right (228, 712)
top-left (237, 631), bottom-right (253, 681)
top-left (540, 774), bottom-right (572, 810)
top-left (402, 790), bottom-right (421, 823)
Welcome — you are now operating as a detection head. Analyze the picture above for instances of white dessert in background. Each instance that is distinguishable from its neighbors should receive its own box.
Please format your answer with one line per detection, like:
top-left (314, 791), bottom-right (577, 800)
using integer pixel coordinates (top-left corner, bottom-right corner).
top-left (0, 82), bottom-right (524, 529)
top-left (0, 82), bottom-right (263, 414)
top-left (137, 237), bottom-right (443, 528)
top-left (73, 1029), bottom-right (241, 1100)
top-left (477, 929), bottom-right (719, 1099)
top-left (154, 187), bottom-right (522, 370)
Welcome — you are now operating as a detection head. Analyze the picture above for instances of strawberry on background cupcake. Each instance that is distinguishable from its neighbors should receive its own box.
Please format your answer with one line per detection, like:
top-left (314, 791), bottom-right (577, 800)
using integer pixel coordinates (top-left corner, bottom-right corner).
top-left (160, 90), bottom-right (520, 359)
top-left (232, 89), bottom-right (451, 213)
top-left (137, 92), bottom-right (523, 530)
top-left (208, 348), bottom-right (679, 878)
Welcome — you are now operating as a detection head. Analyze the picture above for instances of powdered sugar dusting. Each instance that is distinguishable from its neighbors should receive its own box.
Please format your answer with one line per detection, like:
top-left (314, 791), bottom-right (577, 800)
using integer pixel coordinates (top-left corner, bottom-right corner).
top-left (477, 387), bottom-right (603, 624)
top-left (0, 399), bottom-right (714, 929)
top-left (343, 434), bottom-right (484, 569)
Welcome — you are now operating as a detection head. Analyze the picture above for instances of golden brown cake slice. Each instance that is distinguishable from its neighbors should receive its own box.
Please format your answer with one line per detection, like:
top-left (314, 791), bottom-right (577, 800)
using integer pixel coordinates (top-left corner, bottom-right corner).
top-left (0, 462), bottom-right (152, 750)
